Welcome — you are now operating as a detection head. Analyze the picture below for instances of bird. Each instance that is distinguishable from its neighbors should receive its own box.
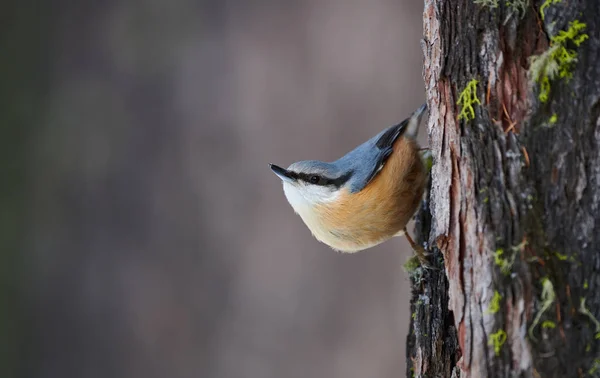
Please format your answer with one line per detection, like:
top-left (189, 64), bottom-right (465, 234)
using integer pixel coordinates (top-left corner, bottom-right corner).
top-left (270, 103), bottom-right (431, 263)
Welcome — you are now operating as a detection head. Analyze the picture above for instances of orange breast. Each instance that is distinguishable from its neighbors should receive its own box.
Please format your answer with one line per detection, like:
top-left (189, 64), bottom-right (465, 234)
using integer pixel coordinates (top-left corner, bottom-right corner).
top-left (314, 136), bottom-right (427, 252)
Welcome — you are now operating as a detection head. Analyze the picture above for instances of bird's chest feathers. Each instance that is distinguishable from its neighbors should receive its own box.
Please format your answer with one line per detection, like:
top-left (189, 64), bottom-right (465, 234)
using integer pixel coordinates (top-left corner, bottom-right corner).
top-left (283, 183), bottom-right (343, 243)
top-left (315, 170), bottom-right (415, 250)
top-left (284, 184), bottom-right (396, 251)
top-left (315, 186), bottom-right (399, 233)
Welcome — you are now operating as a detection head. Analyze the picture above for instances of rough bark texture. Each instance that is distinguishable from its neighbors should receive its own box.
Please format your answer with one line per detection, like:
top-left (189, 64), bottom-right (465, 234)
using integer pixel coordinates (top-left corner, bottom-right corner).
top-left (407, 0), bottom-right (600, 377)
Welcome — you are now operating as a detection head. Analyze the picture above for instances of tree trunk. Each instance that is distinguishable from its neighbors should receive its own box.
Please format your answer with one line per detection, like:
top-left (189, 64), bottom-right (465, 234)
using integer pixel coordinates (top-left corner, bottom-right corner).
top-left (406, 0), bottom-right (600, 377)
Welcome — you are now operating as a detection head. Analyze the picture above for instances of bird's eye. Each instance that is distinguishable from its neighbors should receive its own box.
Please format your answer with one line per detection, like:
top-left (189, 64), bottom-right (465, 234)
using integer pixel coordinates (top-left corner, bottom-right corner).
top-left (309, 175), bottom-right (320, 184)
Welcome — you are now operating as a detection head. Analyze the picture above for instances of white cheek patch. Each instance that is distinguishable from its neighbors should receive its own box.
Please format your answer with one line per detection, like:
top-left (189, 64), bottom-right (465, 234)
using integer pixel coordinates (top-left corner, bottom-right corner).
top-left (282, 183), bottom-right (336, 244)
top-left (282, 183), bottom-right (339, 213)
top-left (304, 185), bottom-right (339, 204)
top-left (283, 183), bottom-right (310, 213)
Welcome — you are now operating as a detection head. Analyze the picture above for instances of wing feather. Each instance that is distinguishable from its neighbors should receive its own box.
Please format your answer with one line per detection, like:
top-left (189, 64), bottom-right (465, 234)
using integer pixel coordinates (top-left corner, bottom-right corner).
top-left (335, 103), bottom-right (426, 193)
top-left (357, 119), bottom-right (409, 189)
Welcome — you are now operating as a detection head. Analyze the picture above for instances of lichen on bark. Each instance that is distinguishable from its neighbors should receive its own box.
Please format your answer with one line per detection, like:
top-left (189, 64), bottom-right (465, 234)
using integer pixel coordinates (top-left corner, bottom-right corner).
top-left (407, 0), bottom-right (600, 377)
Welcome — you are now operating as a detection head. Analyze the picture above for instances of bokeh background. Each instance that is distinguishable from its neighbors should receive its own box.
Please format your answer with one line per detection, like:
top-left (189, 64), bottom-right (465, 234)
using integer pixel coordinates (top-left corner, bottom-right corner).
top-left (2, 0), bottom-right (426, 377)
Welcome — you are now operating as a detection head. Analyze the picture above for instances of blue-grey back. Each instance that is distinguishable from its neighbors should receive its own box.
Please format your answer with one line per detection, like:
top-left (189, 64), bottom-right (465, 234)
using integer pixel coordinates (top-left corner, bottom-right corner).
top-left (332, 128), bottom-right (390, 193)
top-left (333, 103), bottom-right (426, 193)
top-left (289, 103), bottom-right (426, 194)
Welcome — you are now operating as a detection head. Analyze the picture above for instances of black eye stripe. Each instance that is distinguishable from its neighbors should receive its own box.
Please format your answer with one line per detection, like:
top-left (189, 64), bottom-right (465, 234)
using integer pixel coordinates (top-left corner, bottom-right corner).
top-left (296, 173), bottom-right (318, 184)
top-left (294, 171), bottom-right (353, 188)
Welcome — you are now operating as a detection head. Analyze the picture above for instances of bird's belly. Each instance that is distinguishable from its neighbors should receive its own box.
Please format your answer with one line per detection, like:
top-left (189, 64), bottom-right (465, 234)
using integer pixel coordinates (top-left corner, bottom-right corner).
top-left (311, 179), bottom-right (424, 252)
top-left (308, 198), bottom-right (415, 253)
top-left (316, 228), bottom-right (390, 253)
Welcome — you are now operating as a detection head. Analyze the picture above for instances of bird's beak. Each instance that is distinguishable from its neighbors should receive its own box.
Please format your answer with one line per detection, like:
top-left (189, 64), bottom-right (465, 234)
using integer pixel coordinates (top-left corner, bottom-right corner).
top-left (269, 164), bottom-right (296, 183)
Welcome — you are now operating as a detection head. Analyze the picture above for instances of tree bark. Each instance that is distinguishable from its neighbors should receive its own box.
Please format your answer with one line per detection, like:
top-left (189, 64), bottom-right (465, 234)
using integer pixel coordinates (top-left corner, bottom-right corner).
top-left (407, 0), bottom-right (600, 377)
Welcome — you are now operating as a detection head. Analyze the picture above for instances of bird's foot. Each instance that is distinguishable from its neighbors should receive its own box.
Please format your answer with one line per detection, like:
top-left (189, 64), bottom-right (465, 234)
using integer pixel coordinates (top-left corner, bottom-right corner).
top-left (403, 228), bottom-right (438, 271)
top-left (412, 245), bottom-right (437, 270)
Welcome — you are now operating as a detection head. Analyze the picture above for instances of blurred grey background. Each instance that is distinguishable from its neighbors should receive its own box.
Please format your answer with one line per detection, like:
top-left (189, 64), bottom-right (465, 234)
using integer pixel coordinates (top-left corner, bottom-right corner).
top-left (2, 0), bottom-right (426, 377)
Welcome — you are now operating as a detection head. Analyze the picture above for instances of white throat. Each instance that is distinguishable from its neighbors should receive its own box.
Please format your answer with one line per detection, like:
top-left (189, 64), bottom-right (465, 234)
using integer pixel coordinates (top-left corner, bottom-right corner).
top-left (282, 182), bottom-right (338, 209)
top-left (282, 182), bottom-right (338, 242)
top-left (282, 182), bottom-right (339, 226)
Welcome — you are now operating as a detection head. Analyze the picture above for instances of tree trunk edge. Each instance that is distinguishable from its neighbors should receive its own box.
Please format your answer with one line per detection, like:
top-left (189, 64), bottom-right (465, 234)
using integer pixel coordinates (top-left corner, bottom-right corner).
top-left (407, 0), bottom-right (600, 377)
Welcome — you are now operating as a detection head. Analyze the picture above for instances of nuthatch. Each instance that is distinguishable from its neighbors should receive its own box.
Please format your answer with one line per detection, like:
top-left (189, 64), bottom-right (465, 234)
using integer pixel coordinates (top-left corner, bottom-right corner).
top-left (270, 104), bottom-right (430, 260)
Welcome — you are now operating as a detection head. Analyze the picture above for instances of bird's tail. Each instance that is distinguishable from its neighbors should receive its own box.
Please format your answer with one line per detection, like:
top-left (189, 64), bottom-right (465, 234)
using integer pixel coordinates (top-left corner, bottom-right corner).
top-left (404, 103), bottom-right (428, 140)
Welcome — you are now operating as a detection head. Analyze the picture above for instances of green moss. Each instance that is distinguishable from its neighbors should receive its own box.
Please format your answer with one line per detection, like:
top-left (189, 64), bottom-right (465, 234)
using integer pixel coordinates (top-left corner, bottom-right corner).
top-left (590, 359), bottom-right (600, 375)
top-left (542, 320), bottom-right (556, 329)
top-left (420, 149), bottom-right (433, 172)
top-left (579, 298), bottom-right (600, 334)
top-left (489, 329), bottom-right (507, 356)
top-left (528, 20), bottom-right (589, 103)
top-left (486, 291), bottom-right (502, 314)
top-left (494, 241), bottom-right (527, 274)
top-left (474, 0), bottom-right (528, 17)
top-left (506, 0), bottom-right (529, 18)
top-left (528, 277), bottom-right (556, 340)
top-left (474, 0), bottom-right (499, 7)
top-left (494, 248), bottom-right (515, 275)
top-left (554, 251), bottom-right (568, 260)
top-left (539, 0), bottom-right (561, 20)
top-left (403, 255), bottom-right (421, 274)
top-left (549, 113), bottom-right (558, 124)
top-left (494, 248), bottom-right (504, 261)
top-left (553, 20), bottom-right (589, 47)
top-left (457, 79), bottom-right (481, 121)
top-left (584, 280), bottom-right (589, 289)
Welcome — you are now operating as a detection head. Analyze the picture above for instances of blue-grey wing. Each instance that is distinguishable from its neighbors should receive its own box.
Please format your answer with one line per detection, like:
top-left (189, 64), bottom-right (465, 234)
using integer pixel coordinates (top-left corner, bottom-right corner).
top-left (335, 118), bottom-right (410, 193)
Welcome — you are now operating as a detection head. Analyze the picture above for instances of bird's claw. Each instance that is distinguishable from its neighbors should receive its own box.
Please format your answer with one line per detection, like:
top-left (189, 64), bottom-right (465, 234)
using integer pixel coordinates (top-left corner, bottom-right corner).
top-left (402, 228), bottom-right (439, 270)
top-left (413, 246), bottom-right (438, 270)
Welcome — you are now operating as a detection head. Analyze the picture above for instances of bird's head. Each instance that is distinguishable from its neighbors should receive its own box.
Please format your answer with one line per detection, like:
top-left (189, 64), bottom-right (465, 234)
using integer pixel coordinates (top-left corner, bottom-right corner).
top-left (269, 161), bottom-right (352, 211)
